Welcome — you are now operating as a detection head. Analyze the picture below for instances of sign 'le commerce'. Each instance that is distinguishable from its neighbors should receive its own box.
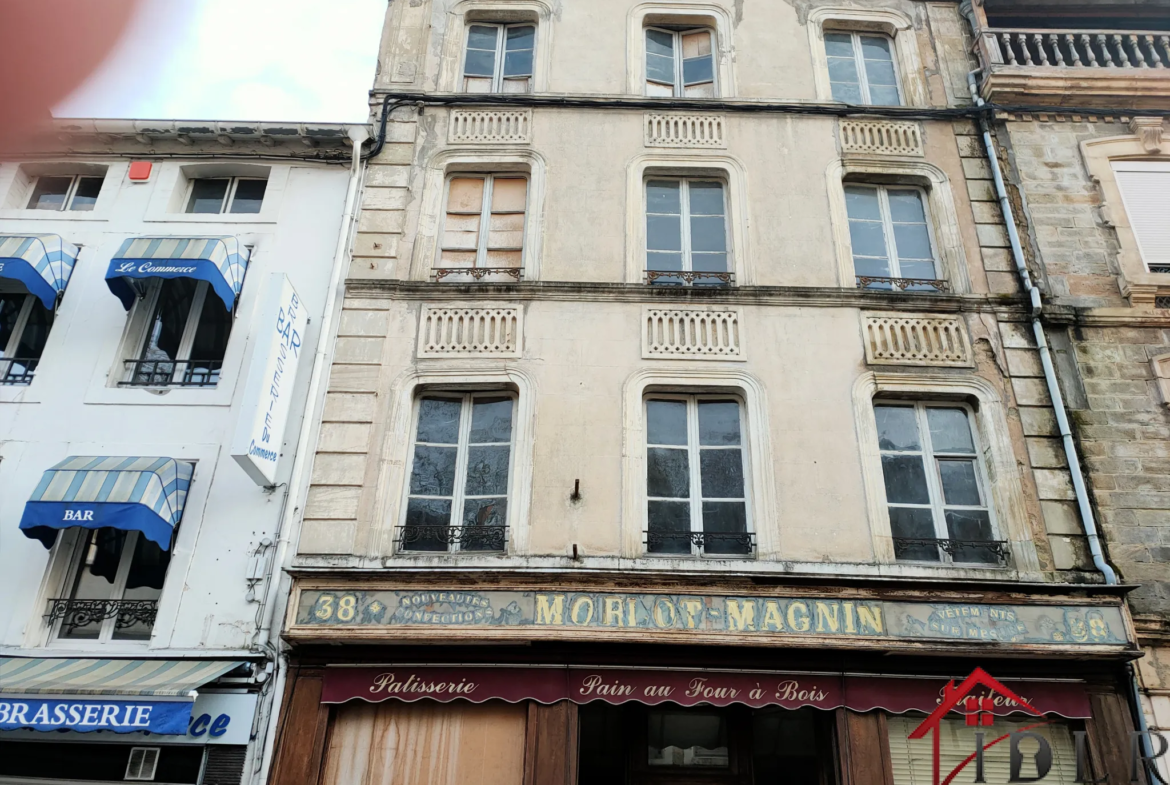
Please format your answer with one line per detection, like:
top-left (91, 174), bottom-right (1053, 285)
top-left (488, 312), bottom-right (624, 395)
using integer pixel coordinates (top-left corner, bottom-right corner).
top-left (293, 588), bottom-right (1129, 647)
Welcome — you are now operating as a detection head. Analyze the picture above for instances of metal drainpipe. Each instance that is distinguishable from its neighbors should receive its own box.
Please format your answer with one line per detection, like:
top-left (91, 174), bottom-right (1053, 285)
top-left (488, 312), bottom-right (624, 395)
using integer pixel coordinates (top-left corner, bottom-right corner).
top-left (966, 72), bottom-right (1161, 781)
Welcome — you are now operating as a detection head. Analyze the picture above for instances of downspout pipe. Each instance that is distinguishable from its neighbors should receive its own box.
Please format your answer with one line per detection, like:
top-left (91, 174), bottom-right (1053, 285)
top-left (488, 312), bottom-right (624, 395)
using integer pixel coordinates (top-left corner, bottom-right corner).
top-left (248, 125), bottom-right (369, 785)
top-left (966, 72), bottom-right (1161, 782)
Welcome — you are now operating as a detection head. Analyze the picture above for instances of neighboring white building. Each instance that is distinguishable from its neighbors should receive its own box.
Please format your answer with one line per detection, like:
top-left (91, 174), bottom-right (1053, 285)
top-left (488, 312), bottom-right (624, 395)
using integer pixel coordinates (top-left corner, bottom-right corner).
top-left (0, 119), bottom-right (365, 785)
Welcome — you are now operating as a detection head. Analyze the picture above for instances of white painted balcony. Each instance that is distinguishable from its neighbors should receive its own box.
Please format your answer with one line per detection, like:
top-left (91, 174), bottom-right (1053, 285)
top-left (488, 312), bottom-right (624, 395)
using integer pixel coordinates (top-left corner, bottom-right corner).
top-left (976, 27), bottom-right (1170, 109)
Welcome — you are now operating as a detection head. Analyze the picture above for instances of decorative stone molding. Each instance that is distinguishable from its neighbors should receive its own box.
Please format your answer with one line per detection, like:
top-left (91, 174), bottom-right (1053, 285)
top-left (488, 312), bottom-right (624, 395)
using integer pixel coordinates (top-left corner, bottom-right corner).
top-left (645, 114), bottom-right (726, 148)
top-left (1130, 117), bottom-right (1165, 153)
top-left (417, 304), bottom-right (523, 358)
top-left (643, 307), bottom-right (743, 360)
top-left (861, 313), bottom-right (973, 368)
top-left (839, 120), bottom-right (923, 157)
top-left (1153, 353), bottom-right (1170, 407)
top-left (448, 109), bottom-right (532, 144)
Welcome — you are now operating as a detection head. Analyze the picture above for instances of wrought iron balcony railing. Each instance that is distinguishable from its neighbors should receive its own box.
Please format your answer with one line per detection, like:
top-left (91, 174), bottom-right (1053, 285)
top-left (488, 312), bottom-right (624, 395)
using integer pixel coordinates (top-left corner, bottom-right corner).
top-left (0, 357), bottom-right (39, 385)
top-left (856, 275), bottom-right (951, 293)
top-left (646, 530), bottom-right (756, 557)
top-left (46, 599), bottom-right (159, 631)
top-left (893, 537), bottom-right (1010, 566)
top-left (433, 267), bottom-right (523, 282)
top-left (646, 270), bottom-right (734, 286)
top-left (398, 524), bottom-right (508, 553)
top-left (981, 28), bottom-right (1170, 71)
top-left (120, 359), bottom-right (222, 387)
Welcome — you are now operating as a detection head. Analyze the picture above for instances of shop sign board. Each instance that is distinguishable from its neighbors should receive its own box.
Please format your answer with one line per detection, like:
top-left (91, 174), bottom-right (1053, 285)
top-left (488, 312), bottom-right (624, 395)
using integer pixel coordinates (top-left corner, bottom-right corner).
top-left (320, 666), bottom-right (1092, 718)
top-left (0, 698), bottom-right (191, 734)
top-left (294, 588), bottom-right (1129, 647)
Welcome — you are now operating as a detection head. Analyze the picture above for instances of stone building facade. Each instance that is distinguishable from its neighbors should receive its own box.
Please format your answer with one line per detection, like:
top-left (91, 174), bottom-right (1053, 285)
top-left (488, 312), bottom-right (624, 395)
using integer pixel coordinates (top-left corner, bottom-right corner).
top-left (970, 0), bottom-right (1170, 772)
top-left (267, 1), bottom-right (1161, 784)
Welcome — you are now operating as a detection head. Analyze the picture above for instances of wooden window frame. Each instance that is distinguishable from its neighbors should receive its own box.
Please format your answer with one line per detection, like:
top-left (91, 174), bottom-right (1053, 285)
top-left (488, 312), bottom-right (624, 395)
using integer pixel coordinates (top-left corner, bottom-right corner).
top-left (825, 31), bottom-right (904, 106)
top-left (462, 22), bottom-right (536, 93)
top-left (644, 26), bottom-right (718, 98)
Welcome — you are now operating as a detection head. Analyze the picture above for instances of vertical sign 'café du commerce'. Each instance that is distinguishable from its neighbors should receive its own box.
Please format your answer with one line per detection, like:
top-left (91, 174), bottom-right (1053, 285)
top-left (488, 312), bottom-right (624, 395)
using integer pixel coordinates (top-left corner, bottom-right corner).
top-left (232, 273), bottom-right (306, 486)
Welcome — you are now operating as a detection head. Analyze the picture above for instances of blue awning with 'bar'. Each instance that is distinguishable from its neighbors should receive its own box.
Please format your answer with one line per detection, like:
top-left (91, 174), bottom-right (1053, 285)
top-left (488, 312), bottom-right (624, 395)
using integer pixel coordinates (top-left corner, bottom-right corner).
top-left (105, 236), bottom-right (249, 311)
top-left (0, 234), bottom-right (79, 309)
top-left (19, 457), bottom-right (195, 551)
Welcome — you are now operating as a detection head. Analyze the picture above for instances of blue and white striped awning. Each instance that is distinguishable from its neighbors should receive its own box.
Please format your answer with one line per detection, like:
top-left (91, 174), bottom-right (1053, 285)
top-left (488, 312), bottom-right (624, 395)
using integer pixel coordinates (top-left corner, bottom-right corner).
top-left (19, 457), bottom-right (195, 551)
top-left (0, 234), bottom-right (79, 309)
top-left (105, 236), bottom-right (249, 311)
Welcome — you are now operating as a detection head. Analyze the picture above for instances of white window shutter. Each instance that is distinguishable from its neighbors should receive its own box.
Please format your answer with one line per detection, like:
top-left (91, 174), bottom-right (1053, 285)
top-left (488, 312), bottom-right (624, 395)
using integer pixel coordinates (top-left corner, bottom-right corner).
top-left (887, 715), bottom-right (1080, 785)
top-left (1113, 162), bottom-right (1170, 269)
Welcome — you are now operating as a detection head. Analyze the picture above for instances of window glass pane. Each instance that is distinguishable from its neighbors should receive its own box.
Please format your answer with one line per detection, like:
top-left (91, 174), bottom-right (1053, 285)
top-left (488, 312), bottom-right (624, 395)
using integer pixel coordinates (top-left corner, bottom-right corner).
top-left (899, 260), bottom-right (939, 282)
top-left (682, 55), bottom-right (713, 87)
top-left (115, 535), bottom-right (170, 640)
top-left (0, 294), bottom-right (23, 354)
top-left (69, 176), bottom-right (103, 211)
top-left (881, 454), bottom-right (930, 504)
top-left (229, 179), bottom-right (267, 214)
top-left (945, 509), bottom-right (994, 543)
top-left (830, 80), bottom-right (863, 104)
top-left (823, 33), bottom-right (855, 57)
top-left (490, 177), bottom-right (527, 212)
top-left (647, 180), bottom-right (681, 212)
top-left (889, 507), bottom-right (940, 561)
top-left (448, 177), bottom-right (486, 212)
top-left (417, 398), bottom-right (462, 444)
top-left (939, 459), bottom-right (982, 506)
top-left (647, 399), bottom-right (687, 445)
top-left (61, 529), bottom-right (128, 639)
top-left (647, 214), bottom-right (682, 251)
top-left (926, 407), bottom-right (976, 453)
top-left (893, 223), bottom-right (933, 261)
top-left (443, 214), bottom-right (481, 251)
top-left (465, 27), bottom-right (499, 76)
top-left (647, 501), bottom-right (692, 554)
top-left (647, 448), bottom-right (690, 498)
top-left (752, 708), bottom-right (823, 785)
top-left (646, 29), bottom-right (675, 56)
top-left (470, 397), bottom-right (513, 442)
top-left (462, 498), bottom-right (507, 528)
top-left (845, 186), bottom-right (882, 219)
top-left (409, 445), bottom-right (458, 495)
top-left (647, 253), bottom-right (684, 279)
top-left (853, 257), bottom-right (892, 281)
top-left (702, 502), bottom-right (749, 554)
top-left (648, 711), bottom-right (729, 767)
top-left (848, 220), bottom-right (888, 259)
top-left (698, 401), bottom-right (740, 445)
top-left (404, 498), bottom-right (453, 550)
top-left (886, 189), bottom-right (925, 222)
top-left (140, 278), bottom-right (199, 363)
top-left (467, 25), bottom-right (499, 51)
top-left (503, 49), bottom-right (533, 78)
top-left (874, 406), bottom-right (920, 451)
top-left (700, 450), bottom-right (744, 497)
top-left (12, 299), bottom-right (52, 360)
top-left (186, 292), bottom-right (232, 384)
top-left (506, 25), bottom-right (534, 48)
top-left (691, 253), bottom-right (728, 275)
top-left (868, 85), bottom-right (901, 106)
top-left (687, 182), bottom-right (724, 215)
top-left (27, 176), bottom-right (72, 210)
top-left (465, 445), bottom-right (510, 496)
top-left (860, 35), bottom-right (893, 60)
top-left (690, 216), bottom-right (727, 252)
top-left (186, 179), bottom-right (229, 213)
top-left (646, 30), bottom-right (675, 86)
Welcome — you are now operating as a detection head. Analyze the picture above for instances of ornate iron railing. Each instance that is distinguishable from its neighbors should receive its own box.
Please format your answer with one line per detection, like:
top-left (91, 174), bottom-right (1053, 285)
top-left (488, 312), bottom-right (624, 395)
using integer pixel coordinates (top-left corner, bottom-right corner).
top-left (398, 525), bottom-right (508, 552)
top-left (0, 357), bottom-right (39, 385)
top-left (433, 267), bottom-right (523, 282)
top-left (980, 28), bottom-right (1170, 70)
top-left (46, 599), bottom-right (159, 632)
top-left (645, 270), bottom-right (734, 286)
top-left (646, 530), bottom-right (755, 557)
top-left (1156, 296), bottom-right (1170, 310)
top-left (1149, 265), bottom-right (1170, 274)
top-left (893, 537), bottom-right (1010, 565)
top-left (856, 275), bottom-right (951, 293)
top-left (120, 359), bottom-right (222, 387)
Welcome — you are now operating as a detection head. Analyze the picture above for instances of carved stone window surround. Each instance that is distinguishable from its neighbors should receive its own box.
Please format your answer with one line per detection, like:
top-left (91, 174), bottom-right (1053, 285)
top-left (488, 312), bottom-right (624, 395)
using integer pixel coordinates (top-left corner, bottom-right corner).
top-left (410, 149), bottom-right (547, 282)
top-left (1081, 127), bottom-right (1170, 305)
top-left (627, 3), bottom-right (736, 98)
top-left (621, 368), bottom-right (777, 559)
top-left (826, 158), bottom-right (972, 293)
top-left (626, 152), bottom-right (751, 285)
top-left (437, 1), bottom-right (554, 93)
top-left (807, 7), bottom-right (928, 107)
top-left (851, 372), bottom-right (1041, 574)
top-left (375, 366), bottom-right (537, 558)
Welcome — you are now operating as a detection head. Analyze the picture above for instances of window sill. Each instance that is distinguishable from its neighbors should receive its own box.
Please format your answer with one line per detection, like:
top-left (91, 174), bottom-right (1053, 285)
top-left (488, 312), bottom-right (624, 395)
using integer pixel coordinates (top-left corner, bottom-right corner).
top-left (141, 212), bottom-right (278, 225)
top-left (0, 208), bottom-right (111, 222)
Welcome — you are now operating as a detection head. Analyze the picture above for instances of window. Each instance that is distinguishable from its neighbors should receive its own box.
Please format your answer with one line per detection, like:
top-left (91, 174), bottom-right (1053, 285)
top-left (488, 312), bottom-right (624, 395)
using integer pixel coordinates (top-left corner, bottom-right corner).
top-left (645, 396), bottom-right (751, 556)
top-left (1112, 161), bottom-right (1170, 273)
top-left (846, 185), bottom-right (942, 291)
top-left (124, 279), bottom-right (232, 387)
top-left (401, 393), bottom-right (514, 553)
top-left (52, 528), bottom-right (170, 642)
top-left (0, 289), bottom-right (53, 385)
top-left (0, 741), bottom-right (204, 784)
top-left (646, 179), bottom-right (730, 286)
top-left (825, 31), bottom-right (901, 105)
top-left (462, 24), bottom-right (535, 93)
top-left (874, 402), bottom-right (1002, 565)
top-left (438, 175), bottom-right (527, 281)
top-left (648, 710), bottom-right (729, 767)
top-left (645, 27), bottom-right (716, 97)
top-left (184, 177), bottom-right (266, 214)
top-left (26, 175), bottom-right (103, 211)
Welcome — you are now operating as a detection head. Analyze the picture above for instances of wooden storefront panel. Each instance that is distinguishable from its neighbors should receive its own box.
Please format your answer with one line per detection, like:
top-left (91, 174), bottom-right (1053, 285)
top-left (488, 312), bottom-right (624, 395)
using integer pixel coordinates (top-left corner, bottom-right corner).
top-left (321, 700), bottom-right (528, 785)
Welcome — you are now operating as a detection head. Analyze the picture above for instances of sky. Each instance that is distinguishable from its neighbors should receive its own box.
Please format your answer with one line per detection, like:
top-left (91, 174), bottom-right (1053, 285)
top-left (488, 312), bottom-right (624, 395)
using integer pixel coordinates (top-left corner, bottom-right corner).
top-left (57, 0), bottom-right (386, 122)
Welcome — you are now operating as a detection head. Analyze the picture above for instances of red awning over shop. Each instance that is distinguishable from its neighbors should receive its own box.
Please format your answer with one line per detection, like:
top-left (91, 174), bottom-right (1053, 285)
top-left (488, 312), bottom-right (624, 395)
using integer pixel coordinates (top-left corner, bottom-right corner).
top-left (321, 667), bottom-right (1091, 718)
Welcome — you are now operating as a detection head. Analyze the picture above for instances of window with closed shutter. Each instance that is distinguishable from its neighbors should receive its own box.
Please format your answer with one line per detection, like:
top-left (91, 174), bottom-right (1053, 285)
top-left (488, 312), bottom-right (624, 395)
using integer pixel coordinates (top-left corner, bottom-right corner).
top-left (1113, 161), bottom-right (1170, 272)
top-left (886, 715), bottom-right (1080, 785)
